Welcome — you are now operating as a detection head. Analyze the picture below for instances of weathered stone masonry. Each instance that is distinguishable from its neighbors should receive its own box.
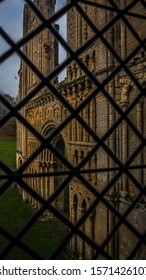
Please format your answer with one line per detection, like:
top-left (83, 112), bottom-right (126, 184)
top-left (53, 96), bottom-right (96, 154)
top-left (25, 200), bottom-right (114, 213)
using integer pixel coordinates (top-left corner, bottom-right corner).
top-left (17, 0), bottom-right (146, 259)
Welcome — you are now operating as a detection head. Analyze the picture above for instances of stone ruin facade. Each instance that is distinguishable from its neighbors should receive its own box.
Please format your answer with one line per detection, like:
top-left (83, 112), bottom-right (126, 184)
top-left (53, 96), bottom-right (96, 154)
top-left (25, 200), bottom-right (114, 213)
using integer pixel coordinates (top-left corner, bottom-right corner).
top-left (17, 0), bottom-right (146, 259)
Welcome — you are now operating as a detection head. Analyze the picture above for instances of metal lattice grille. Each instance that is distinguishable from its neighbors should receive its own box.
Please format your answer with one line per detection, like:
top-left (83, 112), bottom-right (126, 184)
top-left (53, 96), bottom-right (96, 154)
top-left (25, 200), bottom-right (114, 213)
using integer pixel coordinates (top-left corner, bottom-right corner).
top-left (0, 0), bottom-right (146, 260)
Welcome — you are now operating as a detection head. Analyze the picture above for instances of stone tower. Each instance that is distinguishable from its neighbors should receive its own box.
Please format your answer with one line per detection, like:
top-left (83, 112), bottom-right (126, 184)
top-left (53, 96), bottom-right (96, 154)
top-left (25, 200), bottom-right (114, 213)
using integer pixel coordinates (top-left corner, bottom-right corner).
top-left (17, 0), bottom-right (59, 170)
top-left (19, 0), bottom-right (58, 99)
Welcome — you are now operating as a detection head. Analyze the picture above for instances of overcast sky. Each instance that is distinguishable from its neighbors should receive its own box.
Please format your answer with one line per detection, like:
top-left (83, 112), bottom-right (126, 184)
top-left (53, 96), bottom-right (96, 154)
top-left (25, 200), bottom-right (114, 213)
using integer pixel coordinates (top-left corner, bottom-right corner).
top-left (0, 0), bottom-right (66, 97)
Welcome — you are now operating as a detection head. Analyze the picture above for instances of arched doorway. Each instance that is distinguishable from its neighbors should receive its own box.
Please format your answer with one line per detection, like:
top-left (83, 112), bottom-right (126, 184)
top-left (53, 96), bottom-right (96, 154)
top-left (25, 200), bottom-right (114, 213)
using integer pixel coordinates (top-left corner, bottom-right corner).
top-left (42, 128), bottom-right (69, 215)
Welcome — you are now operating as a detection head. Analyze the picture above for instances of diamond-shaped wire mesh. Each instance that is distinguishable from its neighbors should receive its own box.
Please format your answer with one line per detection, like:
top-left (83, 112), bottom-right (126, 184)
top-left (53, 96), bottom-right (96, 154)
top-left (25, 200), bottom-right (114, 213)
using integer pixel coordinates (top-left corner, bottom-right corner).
top-left (0, 0), bottom-right (146, 259)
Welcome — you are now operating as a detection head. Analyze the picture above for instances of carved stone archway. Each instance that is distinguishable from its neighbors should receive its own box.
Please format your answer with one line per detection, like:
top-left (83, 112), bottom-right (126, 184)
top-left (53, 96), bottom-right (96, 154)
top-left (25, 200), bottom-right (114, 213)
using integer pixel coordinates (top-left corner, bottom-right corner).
top-left (40, 124), bottom-right (69, 216)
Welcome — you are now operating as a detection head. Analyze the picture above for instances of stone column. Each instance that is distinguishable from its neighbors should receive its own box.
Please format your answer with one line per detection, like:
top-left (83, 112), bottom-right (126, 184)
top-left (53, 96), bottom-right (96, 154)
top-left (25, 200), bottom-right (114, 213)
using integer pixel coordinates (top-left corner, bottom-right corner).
top-left (80, 110), bottom-right (84, 142)
top-left (72, 85), bottom-right (77, 142)
top-left (47, 163), bottom-right (50, 199)
top-left (66, 88), bottom-right (72, 141)
top-left (36, 179), bottom-right (39, 209)
top-left (76, 85), bottom-right (80, 142)
top-left (71, 203), bottom-right (77, 253)
top-left (30, 39), bottom-right (34, 87)
top-left (120, 0), bottom-right (126, 60)
top-left (83, 98), bottom-right (87, 142)
top-left (90, 98), bottom-right (94, 142)
top-left (119, 84), bottom-right (130, 192)
top-left (84, 80), bottom-right (91, 143)
top-left (78, 83), bottom-right (83, 142)
top-left (44, 165), bottom-right (48, 201)
top-left (136, 101), bottom-right (143, 185)
top-left (93, 98), bottom-right (96, 134)
top-left (87, 152), bottom-right (92, 182)
top-left (108, 79), bottom-right (116, 185)
top-left (70, 119), bottom-right (73, 142)
top-left (50, 164), bottom-right (54, 196)
top-left (118, 122), bottom-right (123, 192)
top-left (94, 154), bottom-right (97, 185)
top-left (40, 164), bottom-right (44, 206)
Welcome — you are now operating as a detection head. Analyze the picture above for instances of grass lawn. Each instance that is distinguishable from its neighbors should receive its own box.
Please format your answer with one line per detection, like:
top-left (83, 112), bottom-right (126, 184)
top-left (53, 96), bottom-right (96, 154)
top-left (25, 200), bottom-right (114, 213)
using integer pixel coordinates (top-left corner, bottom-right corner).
top-left (0, 138), bottom-right (68, 259)
top-left (0, 138), bottom-right (16, 170)
top-left (0, 138), bottom-right (16, 186)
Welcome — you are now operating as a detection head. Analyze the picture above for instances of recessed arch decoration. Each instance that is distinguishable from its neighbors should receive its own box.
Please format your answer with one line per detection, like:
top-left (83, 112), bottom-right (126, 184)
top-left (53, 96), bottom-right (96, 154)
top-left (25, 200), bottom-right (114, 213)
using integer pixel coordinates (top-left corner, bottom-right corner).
top-left (40, 121), bottom-right (69, 216)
